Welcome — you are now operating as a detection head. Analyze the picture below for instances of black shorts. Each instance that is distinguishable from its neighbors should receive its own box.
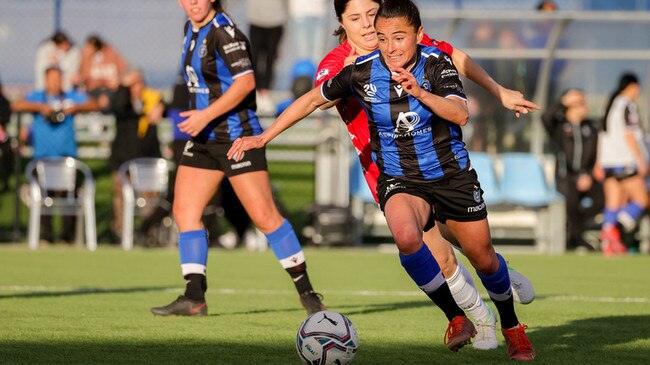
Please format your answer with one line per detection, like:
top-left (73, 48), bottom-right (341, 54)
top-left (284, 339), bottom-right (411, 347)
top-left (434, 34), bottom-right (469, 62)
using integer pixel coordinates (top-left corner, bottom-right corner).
top-left (376, 168), bottom-right (488, 226)
top-left (604, 166), bottom-right (638, 180)
top-left (178, 140), bottom-right (267, 177)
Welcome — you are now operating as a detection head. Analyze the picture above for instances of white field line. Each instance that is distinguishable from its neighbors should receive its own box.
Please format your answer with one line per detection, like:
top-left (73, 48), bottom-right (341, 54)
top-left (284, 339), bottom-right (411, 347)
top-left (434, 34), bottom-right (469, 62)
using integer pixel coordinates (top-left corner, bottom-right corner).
top-left (0, 286), bottom-right (648, 304)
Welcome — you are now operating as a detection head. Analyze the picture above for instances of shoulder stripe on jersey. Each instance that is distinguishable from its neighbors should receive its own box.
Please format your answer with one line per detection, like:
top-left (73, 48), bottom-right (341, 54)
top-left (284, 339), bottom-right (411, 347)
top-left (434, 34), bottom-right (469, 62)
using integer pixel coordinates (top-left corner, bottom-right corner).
top-left (212, 13), bottom-right (235, 28)
top-left (356, 53), bottom-right (380, 65)
top-left (445, 94), bottom-right (467, 102)
top-left (421, 51), bottom-right (440, 59)
top-left (232, 69), bottom-right (254, 79)
top-left (320, 84), bottom-right (334, 102)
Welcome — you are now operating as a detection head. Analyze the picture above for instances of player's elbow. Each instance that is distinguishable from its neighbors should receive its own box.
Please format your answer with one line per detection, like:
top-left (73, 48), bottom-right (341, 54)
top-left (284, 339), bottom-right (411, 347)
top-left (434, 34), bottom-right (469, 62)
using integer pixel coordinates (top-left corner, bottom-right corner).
top-left (455, 111), bottom-right (469, 126)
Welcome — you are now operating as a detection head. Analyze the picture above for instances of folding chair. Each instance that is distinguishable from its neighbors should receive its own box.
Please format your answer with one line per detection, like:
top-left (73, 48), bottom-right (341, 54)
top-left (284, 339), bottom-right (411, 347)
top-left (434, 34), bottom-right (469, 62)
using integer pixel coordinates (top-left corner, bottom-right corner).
top-left (119, 158), bottom-right (173, 250)
top-left (25, 157), bottom-right (97, 250)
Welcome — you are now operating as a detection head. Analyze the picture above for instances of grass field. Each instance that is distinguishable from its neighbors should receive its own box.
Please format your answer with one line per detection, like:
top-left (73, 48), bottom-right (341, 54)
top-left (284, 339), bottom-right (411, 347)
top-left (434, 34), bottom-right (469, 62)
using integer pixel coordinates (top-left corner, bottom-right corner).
top-left (1, 247), bottom-right (649, 364)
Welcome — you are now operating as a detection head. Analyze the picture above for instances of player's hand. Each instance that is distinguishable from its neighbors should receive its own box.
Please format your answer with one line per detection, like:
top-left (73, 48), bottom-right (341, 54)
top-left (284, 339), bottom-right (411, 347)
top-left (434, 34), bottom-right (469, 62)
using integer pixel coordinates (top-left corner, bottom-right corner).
top-left (39, 104), bottom-right (53, 116)
top-left (390, 68), bottom-right (422, 99)
top-left (343, 46), bottom-right (358, 67)
top-left (576, 173), bottom-right (593, 192)
top-left (227, 136), bottom-right (265, 162)
top-left (178, 109), bottom-right (210, 137)
top-left (638, 161), bottom-right (648, 177)
top-left (498, 87), bottom-right (540, 118)
top-left (592, 163), bottom-right (605, 182)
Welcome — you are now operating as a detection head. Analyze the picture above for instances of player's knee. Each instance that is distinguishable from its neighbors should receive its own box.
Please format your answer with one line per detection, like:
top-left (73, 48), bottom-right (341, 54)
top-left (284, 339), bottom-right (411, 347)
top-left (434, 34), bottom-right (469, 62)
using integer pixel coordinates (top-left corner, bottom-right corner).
top-left (392, 228), bottom-right (422, 254)
top-left (249, 207), bottom-right (283, 233)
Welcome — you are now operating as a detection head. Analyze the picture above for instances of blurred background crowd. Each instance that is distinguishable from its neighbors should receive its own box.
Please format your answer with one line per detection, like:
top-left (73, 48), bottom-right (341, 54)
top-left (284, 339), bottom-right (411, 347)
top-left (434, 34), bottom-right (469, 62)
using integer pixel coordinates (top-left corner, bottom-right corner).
top-left (1, 0), bottom-right (650, 255)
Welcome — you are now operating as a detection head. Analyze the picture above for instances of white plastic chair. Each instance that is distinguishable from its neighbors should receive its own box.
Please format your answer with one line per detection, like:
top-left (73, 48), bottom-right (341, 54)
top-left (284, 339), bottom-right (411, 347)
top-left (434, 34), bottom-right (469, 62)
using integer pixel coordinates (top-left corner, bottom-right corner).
top-left (25, 157), bottom-right (97, 251)
top-left (119, 158), bottom-right (173, 250)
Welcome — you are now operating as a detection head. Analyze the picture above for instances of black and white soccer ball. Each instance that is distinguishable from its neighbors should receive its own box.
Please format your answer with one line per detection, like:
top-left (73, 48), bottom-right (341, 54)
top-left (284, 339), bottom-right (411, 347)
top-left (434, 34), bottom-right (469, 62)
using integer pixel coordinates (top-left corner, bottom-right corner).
top-left (296, 310), bottom-right (359, 365)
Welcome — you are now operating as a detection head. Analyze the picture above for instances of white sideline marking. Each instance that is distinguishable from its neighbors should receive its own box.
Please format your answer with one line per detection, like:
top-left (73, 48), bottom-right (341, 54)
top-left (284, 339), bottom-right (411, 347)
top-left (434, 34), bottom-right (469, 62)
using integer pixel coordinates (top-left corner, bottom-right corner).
top-left (1, 286), bottom-right (648, 304)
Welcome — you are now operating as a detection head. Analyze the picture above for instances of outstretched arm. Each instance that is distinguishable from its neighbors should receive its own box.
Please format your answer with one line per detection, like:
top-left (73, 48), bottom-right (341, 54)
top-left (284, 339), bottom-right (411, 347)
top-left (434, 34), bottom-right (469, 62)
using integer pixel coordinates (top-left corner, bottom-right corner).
top-left (227, 87), bottom-right (329, 161)
top-left (451, 48), bottom-right (540, 117)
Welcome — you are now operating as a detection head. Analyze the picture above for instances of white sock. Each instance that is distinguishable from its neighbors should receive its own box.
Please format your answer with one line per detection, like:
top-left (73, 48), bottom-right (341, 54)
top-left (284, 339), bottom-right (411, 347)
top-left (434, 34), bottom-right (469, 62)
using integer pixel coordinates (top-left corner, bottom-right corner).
top-left (447, 263), bottom-right (493, 324)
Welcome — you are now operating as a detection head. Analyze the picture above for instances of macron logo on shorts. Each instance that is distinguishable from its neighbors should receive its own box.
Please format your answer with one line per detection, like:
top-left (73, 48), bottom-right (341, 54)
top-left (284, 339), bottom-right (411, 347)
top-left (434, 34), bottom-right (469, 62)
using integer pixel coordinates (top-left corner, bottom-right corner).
top-left (183, 141), bottom-right (194, 157)
top-left (231, 161), bottom-right (252, 170)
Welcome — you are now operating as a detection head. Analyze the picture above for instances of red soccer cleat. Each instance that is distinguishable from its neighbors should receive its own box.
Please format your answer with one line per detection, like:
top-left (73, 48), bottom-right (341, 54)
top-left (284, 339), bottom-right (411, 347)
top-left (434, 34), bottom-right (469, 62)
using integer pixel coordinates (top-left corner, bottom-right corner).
top-left (502, 324), bottom-right (535, 361)
top-left (444, 315), bottom-right (476, 352)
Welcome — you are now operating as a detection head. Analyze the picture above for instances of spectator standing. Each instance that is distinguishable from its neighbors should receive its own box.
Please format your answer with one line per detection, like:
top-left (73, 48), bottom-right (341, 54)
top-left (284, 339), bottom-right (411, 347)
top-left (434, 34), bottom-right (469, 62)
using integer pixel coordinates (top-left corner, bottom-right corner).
top-left (0, 76), bottom-right (13, 192)
top-left (542, 89), bottom-right (602, 251)
top-left (34, 31), bottom-right (81, 91)
top-left (79, 34), bottom-right (127, 101)
top-left (12, 66), bottom-right (98, 242)
top-left (247, 0), bottom-right (289, 114)
top-left (107, 69), bottom-right (163, 242)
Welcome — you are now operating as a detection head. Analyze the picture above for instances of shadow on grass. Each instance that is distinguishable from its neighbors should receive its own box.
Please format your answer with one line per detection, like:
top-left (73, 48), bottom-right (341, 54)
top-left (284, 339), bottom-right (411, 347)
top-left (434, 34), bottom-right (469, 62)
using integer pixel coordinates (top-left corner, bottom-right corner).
top-left (0, 286), bottom-right (176, 300)
top-left (1, 315), bottom-right (648, 364)
top-left (219, 299), bottom-right (431, 317)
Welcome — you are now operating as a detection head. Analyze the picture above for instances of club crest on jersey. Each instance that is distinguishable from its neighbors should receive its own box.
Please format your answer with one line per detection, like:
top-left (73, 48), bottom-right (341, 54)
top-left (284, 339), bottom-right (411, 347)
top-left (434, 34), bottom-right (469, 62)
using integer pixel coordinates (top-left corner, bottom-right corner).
top-left (421, 79), bottom-right (431, 91)
top-left (199, 42), bottom-right (208, 58)
top-left (394, 112), bottom-right (420, 133)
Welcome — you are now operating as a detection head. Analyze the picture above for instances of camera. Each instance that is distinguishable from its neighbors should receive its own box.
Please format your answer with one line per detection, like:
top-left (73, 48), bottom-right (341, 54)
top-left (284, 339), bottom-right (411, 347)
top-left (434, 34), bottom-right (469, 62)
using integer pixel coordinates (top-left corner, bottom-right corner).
top-left (48, 110), bottom-right (66, 123)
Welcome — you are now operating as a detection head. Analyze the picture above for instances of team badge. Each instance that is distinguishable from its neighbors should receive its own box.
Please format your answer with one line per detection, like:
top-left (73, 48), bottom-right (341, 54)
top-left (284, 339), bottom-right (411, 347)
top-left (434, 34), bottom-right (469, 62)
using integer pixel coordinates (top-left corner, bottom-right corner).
top-left (473, 188), bottom-right (481, 203)
top-left (199, 41), bottom-right (208, 58)
top-left (421, 79), bottom-right (431, 91)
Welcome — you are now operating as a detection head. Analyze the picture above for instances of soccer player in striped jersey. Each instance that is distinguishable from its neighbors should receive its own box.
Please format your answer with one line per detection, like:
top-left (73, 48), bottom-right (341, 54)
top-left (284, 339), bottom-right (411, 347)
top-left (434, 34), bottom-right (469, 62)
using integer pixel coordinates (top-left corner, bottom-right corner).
top-left (151, 0), bottom-right (325, 317)
top-left (314, 0), bottom-right (537, 351)
top-left (228, 1), bottom-right (536, 360)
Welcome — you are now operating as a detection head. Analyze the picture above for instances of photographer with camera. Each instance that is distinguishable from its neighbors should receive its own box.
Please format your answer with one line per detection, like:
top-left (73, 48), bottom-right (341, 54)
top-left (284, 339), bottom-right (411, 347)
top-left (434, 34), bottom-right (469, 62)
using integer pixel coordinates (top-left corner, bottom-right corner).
top-left (12, 66), bottom-right (99, 243)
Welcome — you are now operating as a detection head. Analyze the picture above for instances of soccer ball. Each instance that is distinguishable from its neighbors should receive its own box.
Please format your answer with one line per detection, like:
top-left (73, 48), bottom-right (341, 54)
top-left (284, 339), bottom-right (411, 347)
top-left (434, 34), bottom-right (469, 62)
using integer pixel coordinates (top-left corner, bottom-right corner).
top-left (296, 310), bottom-right (359, 365)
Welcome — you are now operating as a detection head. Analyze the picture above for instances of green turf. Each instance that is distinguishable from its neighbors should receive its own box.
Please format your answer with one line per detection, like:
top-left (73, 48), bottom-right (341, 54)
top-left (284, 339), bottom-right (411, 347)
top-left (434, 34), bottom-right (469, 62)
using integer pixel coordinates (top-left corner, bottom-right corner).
top-left (0, 247), bottom-right (649, 364)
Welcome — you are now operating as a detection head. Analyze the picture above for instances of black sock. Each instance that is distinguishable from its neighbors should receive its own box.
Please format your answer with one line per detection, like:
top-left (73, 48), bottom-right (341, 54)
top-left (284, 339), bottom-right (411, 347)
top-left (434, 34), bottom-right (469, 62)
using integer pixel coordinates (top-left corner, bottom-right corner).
top-left (183, 273), bottom-right (207, 301)
top-left (286, 263), bottom-right (314, 294)
top-left (490, 295), bottom-right (518, 329)
top-left (426, 282), bottom-right (465, 321)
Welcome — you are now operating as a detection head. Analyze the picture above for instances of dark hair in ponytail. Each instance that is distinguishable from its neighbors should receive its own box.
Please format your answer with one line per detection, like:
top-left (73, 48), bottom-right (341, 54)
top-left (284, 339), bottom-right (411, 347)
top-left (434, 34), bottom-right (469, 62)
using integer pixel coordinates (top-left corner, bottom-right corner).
top-left (332, 0), bottom-right (382, 44)
top-left (212, 0), bottom-right (224, 12)
top-left (601, 72), bottom-right (639, 131)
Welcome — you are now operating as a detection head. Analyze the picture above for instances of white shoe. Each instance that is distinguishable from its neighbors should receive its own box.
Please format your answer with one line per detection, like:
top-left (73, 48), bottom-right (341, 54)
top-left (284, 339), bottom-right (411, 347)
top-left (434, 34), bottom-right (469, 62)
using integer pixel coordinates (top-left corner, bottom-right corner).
top-left (473, 306), bottom-right (498, 350)
top-left (508, 267), bottom-right (535, 304)
top-left (244, 230), bottom-right (258, 252)
top-left (219, 232), bottom-right (238, 250)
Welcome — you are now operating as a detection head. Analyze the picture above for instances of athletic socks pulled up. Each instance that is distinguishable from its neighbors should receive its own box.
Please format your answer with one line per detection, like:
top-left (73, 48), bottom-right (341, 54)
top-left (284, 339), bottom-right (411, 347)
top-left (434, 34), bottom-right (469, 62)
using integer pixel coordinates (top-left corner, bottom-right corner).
top-left (477, 253), bottom-right (518, 329)
top-left (400, 243), bottom-right (465, 321)
top-left (178, 229), bottom-right (209, 301)
top-left (265, 219), bottom-right (314, 294)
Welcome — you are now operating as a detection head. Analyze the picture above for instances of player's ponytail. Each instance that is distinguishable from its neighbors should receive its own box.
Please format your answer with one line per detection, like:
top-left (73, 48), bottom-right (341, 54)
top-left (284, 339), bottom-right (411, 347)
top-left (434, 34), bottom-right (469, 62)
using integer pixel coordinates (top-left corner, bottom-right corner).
top-left (601, 72), bottom-right (639, 131)
top-left (211, 0), bottom-right (224, 12)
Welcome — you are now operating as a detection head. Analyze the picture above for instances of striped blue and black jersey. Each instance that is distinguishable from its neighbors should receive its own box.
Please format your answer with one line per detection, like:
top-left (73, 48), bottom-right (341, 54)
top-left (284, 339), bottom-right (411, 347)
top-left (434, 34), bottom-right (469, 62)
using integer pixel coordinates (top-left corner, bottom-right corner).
top-left (181, 12), bottom-right (262, 143)
top-left (321, 45), bottom-right (469, 182)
